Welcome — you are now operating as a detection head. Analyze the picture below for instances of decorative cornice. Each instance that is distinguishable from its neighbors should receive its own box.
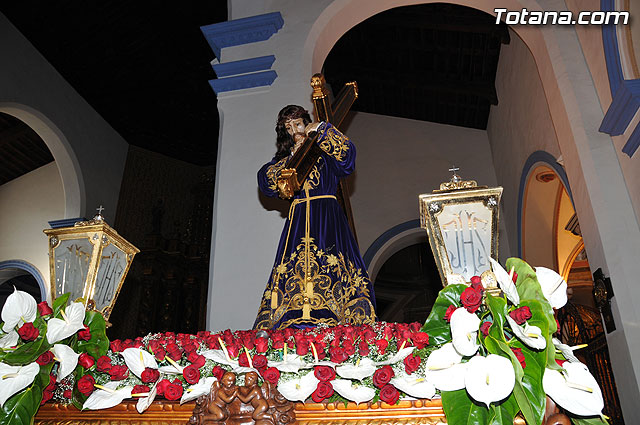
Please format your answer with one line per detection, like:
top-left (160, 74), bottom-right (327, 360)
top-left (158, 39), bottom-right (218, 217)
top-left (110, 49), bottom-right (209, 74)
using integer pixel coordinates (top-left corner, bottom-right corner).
top-left (200, 12), bottom-right (283, 60)
top-left (599, 79), bottom-right (640, 135)
top-left (48, 218), bottom-right (86, 228)
top-left (213, 55), bottom-right (276, 78)
top-left (209, 70), bottom-right (277, 94)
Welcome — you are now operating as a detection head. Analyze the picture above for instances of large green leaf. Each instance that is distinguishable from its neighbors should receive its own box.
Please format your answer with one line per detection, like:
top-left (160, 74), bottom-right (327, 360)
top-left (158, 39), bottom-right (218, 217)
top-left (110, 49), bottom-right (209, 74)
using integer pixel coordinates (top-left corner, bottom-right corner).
top-left (506, 258), bottom-right (556, 332)
top-left (441, 389), bottom-right (488, 425)
top-left (570, 416), bottom-right (609, 425)
top-left (488, 394), bottom-right (520, 425)
top-left (510, 339), bottom-right (547, 425)
top-left (2, 335), bottom-right (50, 366)
top-left (52, 293), bottom-right (70, 316)
top-left (75, 310), bottom-right (109, 360)
top-left (0, 363), bottom-right (52, 425)
top-left (421, 284), bottom-right (466, 345)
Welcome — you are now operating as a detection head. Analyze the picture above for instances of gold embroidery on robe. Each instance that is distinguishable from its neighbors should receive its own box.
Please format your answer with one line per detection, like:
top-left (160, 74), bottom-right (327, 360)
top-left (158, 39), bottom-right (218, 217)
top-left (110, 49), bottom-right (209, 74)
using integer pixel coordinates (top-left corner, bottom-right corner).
top-left (254, 236), bottom-right (376, 330)
top-left (318, 125), bottom-right (350, 162)
top-left (265, 158), bottom-right (288, 192)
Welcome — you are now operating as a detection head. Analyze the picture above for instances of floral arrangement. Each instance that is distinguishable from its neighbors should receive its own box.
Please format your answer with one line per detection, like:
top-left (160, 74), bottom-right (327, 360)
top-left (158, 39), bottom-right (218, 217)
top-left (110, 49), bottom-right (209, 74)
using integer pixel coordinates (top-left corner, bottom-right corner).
top-left (0, 257), bottom-right (609, 425)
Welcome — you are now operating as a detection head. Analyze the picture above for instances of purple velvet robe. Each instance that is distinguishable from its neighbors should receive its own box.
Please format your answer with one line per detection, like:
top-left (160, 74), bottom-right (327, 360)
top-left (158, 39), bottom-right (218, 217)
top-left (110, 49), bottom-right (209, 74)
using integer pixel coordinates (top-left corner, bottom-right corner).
top-left (254, 122), bottom-right (376, 329)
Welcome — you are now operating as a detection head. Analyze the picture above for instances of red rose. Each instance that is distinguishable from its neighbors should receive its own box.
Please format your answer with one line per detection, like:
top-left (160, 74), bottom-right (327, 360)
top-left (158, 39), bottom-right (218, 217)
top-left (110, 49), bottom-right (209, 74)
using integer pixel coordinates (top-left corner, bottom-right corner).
top-left (470, 279), bottom-right (484, 294)
top-left (211, 365), bottom-right (225, 380)
top-left (109, 364), bottom-right (129, 381)
top-left (329, 346), bottom-right (348, 363)
top-left (509, 306), bottom-right (532, 325)
top-left (77, 325), bottom-right (91, 341)
top-left (311, 381), bottom-right (334, 402)
top-left (375, 339), bottom-right (388, 355)
top-left (187, 352), bottom-right (206, 368)
top-left (164, 383), bottom-right (183, 401)
top-left (512, 271), bottom-right (518, 283)
top-left (311, 342), bottom-right (326, 360)
top-left (480, 321), bottom-right (492, 336)
top-left (183, 364), bottom-right (201, 384)
top-left (409, 322), bottom-right (421, 333)
top-left (18, 322), bottom-right (39, 341)
top-left (254, 337), bottom-right (269, 353)
top-left (78, 353), bottom-right (95, 369)
top-left (154, 348), bottom-right (166, 361)
top-left (110, 340), bottom-right (124, 352)
top-left (314, 365), bottom-right (336, 382)
top-left (296, 339), bottom-right (309, 356)
top-left (358, 340), bottom-right (370, 356)
top-left (96, 355), bottom-right (113, 372)
top-left (156, 378), bottom-right (172, 396)
top-left (40, 389), bottom-right (53, 405)
top-left (132, 384), bottom-right (150, 395)
top-left (379, 384), bottom-right (400, 405)
top-left (141, 367), bottom-right (160, 383)
top-left (238, 352), bottom-right (251, 367)
top-left (37, 351), bottom-right (54, 365)
top-left (412, 332), bottom-right (429, 349)
top-left (182, 342), bottom-right (197, 354)
top-left (444, 305), bottom-right (457, 322)
top-left (511, 347), bottom-right (526, 369)
top-left (37, 301), bottom-right (53, 316)
top-left (372, 365), bottom-right (394, 388)
top-left (63, 389), bottom-right (72, 399)
top-left (253, 354), bottom-right (268, 370)
top-left (343, 341), bottom-right (356, 356)
top-left (404, 353), bottom-right (421, 374)
top-left (77, 374), bottom-right (95, 396)
top-left (261, 367), bottom-right (280, 385)
top-left (383, 325), bottom-right (394, 340)
top-left (461, 287), bottom-right (483, 313)
top-left (45, 374), bottom-right (56, 391)
top-left (227, 344), bottom-right (240, 359)
top-left (470, 275), bottom-right (482, 285)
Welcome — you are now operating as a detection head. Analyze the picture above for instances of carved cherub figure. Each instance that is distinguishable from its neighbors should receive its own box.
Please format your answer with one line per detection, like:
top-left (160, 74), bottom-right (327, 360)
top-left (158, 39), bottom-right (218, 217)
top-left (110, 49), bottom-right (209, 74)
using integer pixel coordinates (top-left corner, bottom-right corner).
top-left (238, 371), bottom-right (273, 425)
top-left (208, 371), bottom-right (239, 422)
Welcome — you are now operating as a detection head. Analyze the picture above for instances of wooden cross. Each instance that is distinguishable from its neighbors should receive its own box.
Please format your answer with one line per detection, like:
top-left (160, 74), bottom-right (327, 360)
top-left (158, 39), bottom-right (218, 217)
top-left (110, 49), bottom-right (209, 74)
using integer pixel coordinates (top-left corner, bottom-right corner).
top-left (277, 73), bottom-right (360, 243)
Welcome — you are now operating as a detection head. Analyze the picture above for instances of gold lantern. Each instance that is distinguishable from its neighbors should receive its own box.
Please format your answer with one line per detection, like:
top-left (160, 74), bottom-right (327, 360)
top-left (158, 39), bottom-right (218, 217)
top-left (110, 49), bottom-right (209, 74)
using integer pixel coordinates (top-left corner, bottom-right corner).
top-left (43, 208), bottom-right (139, 320)
top-left (419, 168), bottom-right (502, 288)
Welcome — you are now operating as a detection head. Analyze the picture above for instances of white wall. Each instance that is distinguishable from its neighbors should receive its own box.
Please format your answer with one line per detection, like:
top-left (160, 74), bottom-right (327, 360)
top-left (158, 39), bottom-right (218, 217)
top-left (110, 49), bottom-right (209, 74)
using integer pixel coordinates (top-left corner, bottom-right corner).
top-left (0, 162), bottom-right (65, 296)
top-left (0, 13), bottom-right (128, 223)
top-left (343, 111), bottom-right (504, 258)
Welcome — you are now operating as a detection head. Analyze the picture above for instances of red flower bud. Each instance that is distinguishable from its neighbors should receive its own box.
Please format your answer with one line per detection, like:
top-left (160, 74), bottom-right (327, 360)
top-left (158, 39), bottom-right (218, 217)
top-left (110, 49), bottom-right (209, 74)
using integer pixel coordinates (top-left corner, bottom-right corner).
top-left (18, 322), bottom-right (39, 341)
top-left (37, 301), bottom-right (53, 316)
top-left (77, 374), bottom-right (95, 396)
top-left (78, 353), bottom-right (95, 369)
top-left (37, 351), bottom-right (54, 365)
top-left (77, 325), bottom-right (91, 341)
top-left (444, 305), bottom-right (457, 322)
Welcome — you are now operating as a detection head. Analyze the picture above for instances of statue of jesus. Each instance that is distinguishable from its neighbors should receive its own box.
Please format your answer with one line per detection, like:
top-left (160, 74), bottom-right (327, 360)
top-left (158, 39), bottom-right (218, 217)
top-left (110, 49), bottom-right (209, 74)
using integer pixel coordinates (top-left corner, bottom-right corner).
top-left (254, 104), bottom-right (376, 329)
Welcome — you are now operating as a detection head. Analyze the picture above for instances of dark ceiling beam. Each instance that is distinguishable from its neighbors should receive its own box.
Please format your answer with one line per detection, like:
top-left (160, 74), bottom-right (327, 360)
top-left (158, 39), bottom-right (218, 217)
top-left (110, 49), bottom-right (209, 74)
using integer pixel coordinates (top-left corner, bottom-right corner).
top-left (0, 125), bottom-right (33, 148)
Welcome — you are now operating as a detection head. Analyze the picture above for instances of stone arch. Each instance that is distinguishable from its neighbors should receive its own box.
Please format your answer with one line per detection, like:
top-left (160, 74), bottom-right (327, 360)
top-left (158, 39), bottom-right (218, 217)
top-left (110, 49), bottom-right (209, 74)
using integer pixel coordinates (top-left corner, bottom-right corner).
top-left (0, 102), bottom-right (84, 218)
top-left (0, 259), bottom-right (46, 302)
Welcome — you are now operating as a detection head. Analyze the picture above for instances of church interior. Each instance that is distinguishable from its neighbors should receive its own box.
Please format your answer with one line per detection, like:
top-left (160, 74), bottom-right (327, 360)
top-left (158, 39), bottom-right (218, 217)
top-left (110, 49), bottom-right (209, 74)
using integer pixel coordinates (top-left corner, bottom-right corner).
top-left (0, 0), bottom-right (639, 422)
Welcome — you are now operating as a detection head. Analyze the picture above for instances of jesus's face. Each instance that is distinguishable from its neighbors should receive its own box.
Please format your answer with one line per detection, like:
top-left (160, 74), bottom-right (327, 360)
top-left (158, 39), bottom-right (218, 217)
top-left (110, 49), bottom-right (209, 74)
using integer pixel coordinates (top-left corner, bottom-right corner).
top-left (285, 118), bottom-right (306, 139)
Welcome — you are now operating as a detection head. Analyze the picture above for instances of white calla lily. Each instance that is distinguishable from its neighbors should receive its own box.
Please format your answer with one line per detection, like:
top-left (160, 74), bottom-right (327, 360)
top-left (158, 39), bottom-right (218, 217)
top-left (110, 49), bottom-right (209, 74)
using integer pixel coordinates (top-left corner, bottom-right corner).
top-left (1, 288), bottom-right (37, 332)
top-left (390, 373), bottom-right (435, 399)
top-left (198, 351), bottom-right (257, 374)
top-left (535, 267), bottom-right (568, 309)
top-left (336, 358), bottom-right (376, 380)
top-left (181, 377), bottom-right (217, 404)
top-left (425, 343), bottom-right (467, 391)
top-left (83, 381), bottom-right (133, 410)
top-left (543, 362), bottom-right (604, 416)
top-left (332, 379), bottom-right (376, 404)
top-left (450, 308), bottom-right (481, 356)
top-left (271, 353), bottom-right (308, 373)
top-left (277, 371), bottom-right (319, 402)
top-left (0, 330), bottom-right (19, 349)
top-left (122, 348), bottom-right (158, 378)
top-left (489, 258), bottom-right (520, 305)
top-left (375, 346), bottom-right (415, 366)
top-left (0, 362), bottom-right (39, 407)
top-left (52, 344), bottom-right (79, 380)
top-left (135, 382), bottom-right (157, 413)
top-left (506, 315), bottom-right (547, 350)
top-left (552, 338), bottom-right (580, 363)
top-left (46, 302), bottom-right (86, 344)
top-left (465, 355), bottom-right (515, 407)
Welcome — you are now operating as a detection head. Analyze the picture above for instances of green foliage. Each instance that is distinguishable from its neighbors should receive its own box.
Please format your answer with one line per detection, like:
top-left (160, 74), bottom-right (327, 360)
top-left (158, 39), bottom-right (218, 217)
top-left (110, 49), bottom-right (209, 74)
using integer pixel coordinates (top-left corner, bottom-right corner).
top-left (1, 334), bottom-right (50, 366)
top-left (442, 389), bottom-right (489, 425)
top-left (570, 416), bottom-right (610, 425)
top-left (421, 284), bottom-right (466, 345)
top-left (52, 294), bottom-right (70, 316)
top-left (75, 311), bottom-right (109, 360)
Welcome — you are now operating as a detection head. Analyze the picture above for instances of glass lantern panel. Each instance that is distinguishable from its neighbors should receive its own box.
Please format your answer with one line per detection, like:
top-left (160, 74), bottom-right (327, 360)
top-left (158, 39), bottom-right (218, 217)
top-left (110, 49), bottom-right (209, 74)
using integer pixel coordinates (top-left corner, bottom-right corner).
top-left (92, 243), bottom-right (127, 312)
top-left (437, 201), bottom-right (493, 281)
top-left (53, 238), bottom-right (93, 302)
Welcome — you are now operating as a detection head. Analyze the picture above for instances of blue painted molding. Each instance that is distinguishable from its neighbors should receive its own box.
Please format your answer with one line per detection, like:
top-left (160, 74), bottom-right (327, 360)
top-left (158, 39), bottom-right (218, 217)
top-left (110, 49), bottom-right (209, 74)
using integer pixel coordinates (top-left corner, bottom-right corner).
top-left (599, 79), bottom-right (640, 135)
top-left (200, 12), bottom-right (284, 60)
top-left (599, 0), bottom-right (640, 156)
top-left (363, 220), bottom-right (421, 268)
top-left (48, 217), bottom-right (85, 229)
top-left (0, 260), bottom-right (46, 301)
top-left (209, 70), bottom-right (277, 94)
top-left (213, 56), bottom-right (276, 78)
top-left (517, 151), bottom-right (573, 258)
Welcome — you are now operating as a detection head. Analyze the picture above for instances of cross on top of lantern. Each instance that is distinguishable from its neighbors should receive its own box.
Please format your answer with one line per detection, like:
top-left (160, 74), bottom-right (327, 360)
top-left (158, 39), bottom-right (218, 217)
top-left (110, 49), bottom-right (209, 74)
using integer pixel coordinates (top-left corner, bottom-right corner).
top-left (43, 206), bottom-right (139, 321)
top-left (419, 168), bottom-right (503, 290)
